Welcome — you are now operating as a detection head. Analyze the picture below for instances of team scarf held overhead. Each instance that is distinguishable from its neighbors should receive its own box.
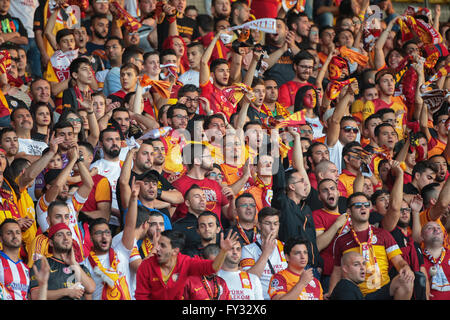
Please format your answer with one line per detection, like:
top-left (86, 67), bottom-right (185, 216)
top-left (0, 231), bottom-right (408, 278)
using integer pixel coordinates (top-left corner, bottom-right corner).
top-left (140, 74), bottom-right (172, 99)
top-left (111, 1), bottom-right (142, 33)
top-left (88, 249), bottom-right (132, 300)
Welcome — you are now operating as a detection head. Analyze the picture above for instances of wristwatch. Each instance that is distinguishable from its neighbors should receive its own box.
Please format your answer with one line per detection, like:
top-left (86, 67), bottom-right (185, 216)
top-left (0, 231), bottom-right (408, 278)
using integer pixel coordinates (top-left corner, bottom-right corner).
top-left (76, 155), bottom-right (84, 163)
top-left (157, 188), bottom-right (162, 198)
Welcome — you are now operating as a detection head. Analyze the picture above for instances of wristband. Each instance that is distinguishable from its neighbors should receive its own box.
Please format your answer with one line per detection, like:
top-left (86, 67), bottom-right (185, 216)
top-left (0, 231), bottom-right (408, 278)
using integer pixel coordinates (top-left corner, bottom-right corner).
top-left (157, 188), bottom-right (162, 198)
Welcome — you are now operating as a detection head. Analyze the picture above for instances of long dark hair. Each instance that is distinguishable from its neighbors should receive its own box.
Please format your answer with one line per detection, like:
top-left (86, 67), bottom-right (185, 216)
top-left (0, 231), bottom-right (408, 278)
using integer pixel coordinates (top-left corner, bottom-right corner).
top-left (59, 107), bottom-right (87, 142)
top-left (294, 85), bottom-right (320, 117)
top-left (30, 102), bottom-right (54, 139)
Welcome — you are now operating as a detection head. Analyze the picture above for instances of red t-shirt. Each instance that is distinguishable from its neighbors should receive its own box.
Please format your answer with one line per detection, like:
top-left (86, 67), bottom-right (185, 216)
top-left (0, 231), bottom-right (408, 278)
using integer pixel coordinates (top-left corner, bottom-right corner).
top-left (423, 249), bottom-right (450, 300)
top-left (135, 252), bottom-right (216, 300)
top-left (182, 275), bottom-right (231, 300)
top-left (278, 81), bottom-right (310, 108)
top-left (312, 208), bottom-right (342, 275)
top-left (200, 80), bottom-right (237, 121)
top-left (172, 174), bottom-right (229, 224)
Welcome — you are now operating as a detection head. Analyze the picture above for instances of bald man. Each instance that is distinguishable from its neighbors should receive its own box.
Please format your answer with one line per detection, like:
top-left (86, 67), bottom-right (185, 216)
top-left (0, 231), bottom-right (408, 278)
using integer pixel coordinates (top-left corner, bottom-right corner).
top-left (329, 252), bottom-right (366, 300)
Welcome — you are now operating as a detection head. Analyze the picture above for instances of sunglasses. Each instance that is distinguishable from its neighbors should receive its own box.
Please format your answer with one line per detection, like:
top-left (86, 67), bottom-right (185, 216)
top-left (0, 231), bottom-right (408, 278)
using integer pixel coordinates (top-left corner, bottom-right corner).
top-left (350, 201), bottom-right (371, 209)
top-left (342, 126), bottom-right (358, 133)
top-left (207, 172), bottom-right (223, 179)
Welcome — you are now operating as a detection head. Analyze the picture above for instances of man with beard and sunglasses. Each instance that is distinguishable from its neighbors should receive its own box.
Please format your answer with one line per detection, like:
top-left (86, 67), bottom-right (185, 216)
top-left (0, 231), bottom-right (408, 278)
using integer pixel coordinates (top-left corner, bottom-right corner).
top-left (29, 222), bottom-right (95, 300)
top-left (312, 179), bottom-right (349, 293)
top-left (90, 128), bottom-right (124, 234)
top-left (327, 192), bottom-right (415, 300)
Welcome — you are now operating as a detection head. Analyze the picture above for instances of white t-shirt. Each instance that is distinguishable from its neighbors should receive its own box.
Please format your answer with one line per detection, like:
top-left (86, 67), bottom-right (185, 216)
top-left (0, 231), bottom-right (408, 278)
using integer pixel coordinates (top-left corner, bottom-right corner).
top-left (81, 240), bottom-right (132, 301)
top-left (240, 235), bottom-right (288, 300)
top-left (217, 269), bottom-right (264, 300)
top-left (8, 0), bottom-right (39, 38)
top-left (305, 116), bottom-right (325, 140)
top-left (18, 138), bottom-right (48, 156)
top-left (326, 138), bottom-right (344, 174)
top-left (178, 69), bottom-right (200, 87)
top-left (35, 192), bottom-right (87, 260)
top-left (111, 231), bottom-right (141, 299)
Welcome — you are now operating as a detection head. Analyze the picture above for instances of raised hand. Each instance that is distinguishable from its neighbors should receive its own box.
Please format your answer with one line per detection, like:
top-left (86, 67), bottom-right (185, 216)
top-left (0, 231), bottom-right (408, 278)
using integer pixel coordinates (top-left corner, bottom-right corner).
top-left (32, 256), bottom-right (50, 288)
top-left (299, 268), bottom-right (314, 287)
top-left (220, 229), bottom-right (239, 252)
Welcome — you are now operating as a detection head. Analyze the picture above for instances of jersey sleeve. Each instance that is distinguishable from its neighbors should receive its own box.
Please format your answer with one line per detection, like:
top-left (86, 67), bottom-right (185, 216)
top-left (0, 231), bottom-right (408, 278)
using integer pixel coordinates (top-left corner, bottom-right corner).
top-left (95, 177), bottom-right (112, 203)
top-left (70, 191), bottom-right (89, 212)
top-left (268, 273), bottom-right (288, 299)
top-left (312, 211), bottom-right (326, 232)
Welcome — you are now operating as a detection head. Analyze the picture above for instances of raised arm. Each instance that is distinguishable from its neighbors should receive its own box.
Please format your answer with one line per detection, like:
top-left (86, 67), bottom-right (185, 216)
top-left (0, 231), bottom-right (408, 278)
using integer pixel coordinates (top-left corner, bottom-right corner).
top-left (75, 157), bottom-right (94, 200)
top-left (381, 161), bottom-right (404, 232)
top-left (43, 146), bottom-right (77, 203)
top-left (288, 127), bottom-right (310, 196)
top-left (326, 81), bottom-right (357, 147)
top-left (429, 174), bottom-right (450, 221)
top-left (119, 147), bottom-right (138, 211)
top-left (200, 31), bottom-right (222, 86)
top-left (374, 16), bottom-right (399, 70)
top-left (122, 176), bottom-right (140, 250)
top-left (18, 134), bottom-right (62, 190)
top-left (78, 93), bottom-right (99, 147)
top-left (43, 8), bottom-right (59, 52)
top-left (243, 49), bottom-right (264, 87)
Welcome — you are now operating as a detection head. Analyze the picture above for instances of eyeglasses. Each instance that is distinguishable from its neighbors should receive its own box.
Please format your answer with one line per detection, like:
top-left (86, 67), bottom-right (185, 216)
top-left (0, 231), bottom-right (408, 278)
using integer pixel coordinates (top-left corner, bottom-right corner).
top-left (350, 201), bottom-right (371, 209)
top-left (300, 129), bottom-right (313, 135)
top-left (134, 58), bottom-right (144, 64)
top-left (207, 172), bottom-right (223, 179)
top-left (342, 126), bottom-right (358, 133)
top-left (238, 203), bottom-right (256, 208)
top-left (172, 114), bottom-right (189, 121)
top-left (67, 118), bottom-right (82, 123)
top-left (93, 230), bottom-right (112, 236)
top-left (349, 154), bottom-right (362, 161)
top-left (185, 97), bottom-right (199, 103)
top-left (400, 208), bottom-right (412, 213)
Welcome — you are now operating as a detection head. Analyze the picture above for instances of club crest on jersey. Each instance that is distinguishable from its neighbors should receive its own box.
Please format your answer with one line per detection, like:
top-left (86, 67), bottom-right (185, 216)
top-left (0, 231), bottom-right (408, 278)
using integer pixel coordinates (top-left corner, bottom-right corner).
top-left (372, 235), bottom-right (378, 244)
top-left (63, 267), bottom-right (72, 274)
top-left (172, 273), bottom-right (179, 282)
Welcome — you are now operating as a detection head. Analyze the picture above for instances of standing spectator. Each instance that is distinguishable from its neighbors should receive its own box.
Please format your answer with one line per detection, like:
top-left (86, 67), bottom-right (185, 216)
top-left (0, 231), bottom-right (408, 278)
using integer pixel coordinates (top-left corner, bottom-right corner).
top-left (268, 237), bottom-right (323, 300)
top-left (135, 229), bottom-right (238, 300)
top-left (240, 207), bottom-right (288, 300)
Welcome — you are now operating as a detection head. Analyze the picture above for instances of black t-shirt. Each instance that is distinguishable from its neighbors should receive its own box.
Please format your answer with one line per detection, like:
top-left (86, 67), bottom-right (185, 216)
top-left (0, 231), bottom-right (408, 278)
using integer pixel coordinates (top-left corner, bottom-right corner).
top-left (172, 213), bottom-right (201, 255)
top-left (157, 15), bottom-right (199, 49)
top-left (369, 210), bottom-right (383, 227)
top-left (329, 278), bottom-right (364, 300)
top-left (404, 183), bottom-right (419, 195)
top-left (29, 256), bottom-right (91, 300)
top-left (271, 157), bottom-right (323, 269)
top-left (86, 42), bottom-right (105, 55)
top-left (262, 44), bottom-right (295, 87)
top-left (0, 13), bottom-right (28, 38)
top-left (227, 224), bottom-right (257, 247)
